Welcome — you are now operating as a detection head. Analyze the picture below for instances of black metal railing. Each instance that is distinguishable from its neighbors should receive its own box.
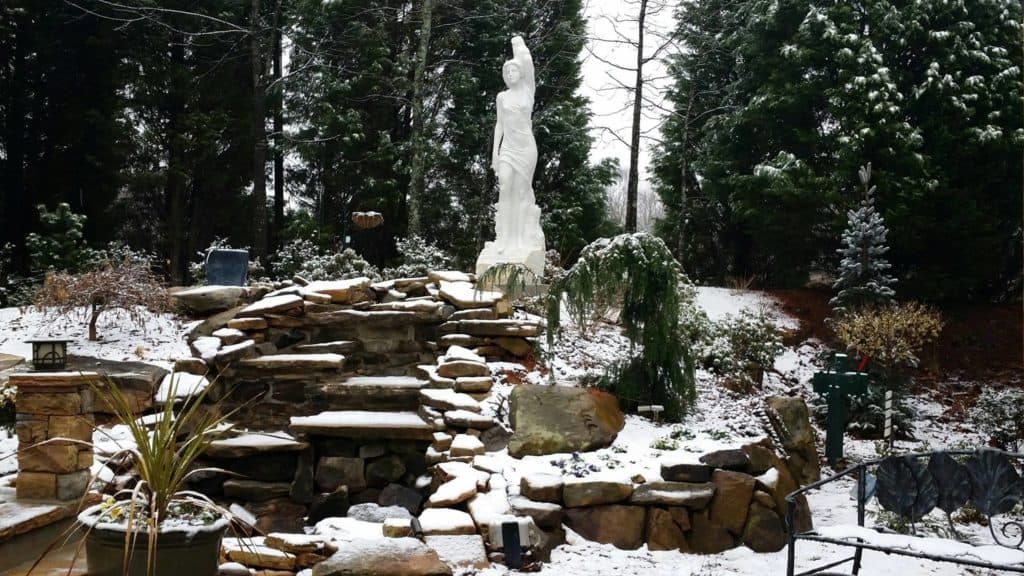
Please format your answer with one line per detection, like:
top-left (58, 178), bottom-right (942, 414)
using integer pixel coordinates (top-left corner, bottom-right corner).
top-left (785, 449), bottom-right (1024, 576)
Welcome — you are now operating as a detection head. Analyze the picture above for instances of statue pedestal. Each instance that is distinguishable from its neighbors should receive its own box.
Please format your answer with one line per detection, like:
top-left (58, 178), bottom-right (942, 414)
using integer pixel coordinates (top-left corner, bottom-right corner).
top-left (475, 241), bottom-right (545, 279)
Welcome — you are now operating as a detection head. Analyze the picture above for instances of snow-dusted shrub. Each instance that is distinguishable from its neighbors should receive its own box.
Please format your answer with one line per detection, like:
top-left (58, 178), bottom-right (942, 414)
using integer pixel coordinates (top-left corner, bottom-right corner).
top-left (696, 307), bottom-right (784, 389)
top-left (33, 255), bottom-right (171, 341)
top-left (826, 303), bottom-right (940, 439)
top-left (971, 387), bottom-right (1024, 451)
top-left (381, 235), bottom-right (452, 279)
top-left (548, 233), bottom-right (697, 420)
top-left (189, 237), bottom-right (267, 284)
top-left (833, 302), bottom-right (943, 370)
top-left (270, 238), bottom-right (378, 281)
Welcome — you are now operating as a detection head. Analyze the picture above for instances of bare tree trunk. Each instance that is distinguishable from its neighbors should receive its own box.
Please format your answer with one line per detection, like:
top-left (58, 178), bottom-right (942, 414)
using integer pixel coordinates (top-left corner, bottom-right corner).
top-left (271, 0), bottom-right (285, 251)
top-left (625, 0), bottom-right (648, 233)
top-left (406, 0), bottom-right (434, 239)
top-left (250, 0), bottom-right (268, 262)
top-left (88, 304), bottom-right (100, 341)
top-left (678, 83), bottom-right (695, 263)
top-left (166, 36), bottom-right (188, 284)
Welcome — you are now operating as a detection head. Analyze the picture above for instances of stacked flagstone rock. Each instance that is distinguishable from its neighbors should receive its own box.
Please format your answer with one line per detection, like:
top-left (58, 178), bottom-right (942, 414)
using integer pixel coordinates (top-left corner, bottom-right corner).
top-left (12, 372), bottom-right (97, 501)
top-left (178, 272), bottom-right (541, 430)
top-left (174, 271), bottom-right (541, 544)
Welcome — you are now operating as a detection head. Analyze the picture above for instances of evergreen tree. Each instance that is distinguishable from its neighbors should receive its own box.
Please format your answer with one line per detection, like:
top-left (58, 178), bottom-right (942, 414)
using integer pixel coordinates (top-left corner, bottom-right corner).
top-left (830, 164), bottom-right (895, 315)
top-left (654, 0), bottom-right (1023, 298)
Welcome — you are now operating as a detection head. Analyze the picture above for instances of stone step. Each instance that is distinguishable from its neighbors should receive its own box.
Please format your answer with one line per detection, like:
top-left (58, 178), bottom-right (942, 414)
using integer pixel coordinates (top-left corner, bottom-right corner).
top-left (319, 376), bottom-right (428, 411)
top-left (290, 410), bottom-right (435, 440)
top-left (234, 353), bottom-right (345, 376)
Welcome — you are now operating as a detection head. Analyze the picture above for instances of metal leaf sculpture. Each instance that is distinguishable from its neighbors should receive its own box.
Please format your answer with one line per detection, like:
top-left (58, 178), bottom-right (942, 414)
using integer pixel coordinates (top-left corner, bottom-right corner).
top-left (876, 455), bottom-right (938, 525)
top-left (927, 452), bottom-right (973, 536)
top-left (965, 449), bottom-right (1023, 518)
top-left (928, 452), bottom-right (973, 514)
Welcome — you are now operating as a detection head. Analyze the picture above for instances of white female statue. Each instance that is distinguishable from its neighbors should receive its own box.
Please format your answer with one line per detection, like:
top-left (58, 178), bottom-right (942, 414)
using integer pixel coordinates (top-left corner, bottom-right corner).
top-left (476, 35), bottom-right (546, 278)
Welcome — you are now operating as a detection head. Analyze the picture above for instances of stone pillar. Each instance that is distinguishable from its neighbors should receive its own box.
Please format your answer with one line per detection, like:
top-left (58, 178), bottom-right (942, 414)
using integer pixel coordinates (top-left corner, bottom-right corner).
top-left (12, 372), bottom-right (98, 501)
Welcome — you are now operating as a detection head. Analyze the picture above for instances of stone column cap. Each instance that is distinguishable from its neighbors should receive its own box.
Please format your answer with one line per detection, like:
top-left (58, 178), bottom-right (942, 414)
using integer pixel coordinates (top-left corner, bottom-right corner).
top-left (9, 372), bottom-right (101, 388)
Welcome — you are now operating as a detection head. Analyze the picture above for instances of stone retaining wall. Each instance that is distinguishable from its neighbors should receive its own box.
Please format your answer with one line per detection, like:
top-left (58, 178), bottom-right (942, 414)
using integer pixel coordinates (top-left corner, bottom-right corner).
top-left (519, 442), bottom-right (813, 554)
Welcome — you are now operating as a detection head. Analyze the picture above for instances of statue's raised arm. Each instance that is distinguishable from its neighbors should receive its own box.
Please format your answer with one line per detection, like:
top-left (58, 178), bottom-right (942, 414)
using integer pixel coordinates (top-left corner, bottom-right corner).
top-left (510, 35), bottom-right (535, 97)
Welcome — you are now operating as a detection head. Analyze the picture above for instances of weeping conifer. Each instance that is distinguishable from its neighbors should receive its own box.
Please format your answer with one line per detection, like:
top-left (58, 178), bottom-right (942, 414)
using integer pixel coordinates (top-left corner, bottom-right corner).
top-left (547, 233), bottom-right (696, 420)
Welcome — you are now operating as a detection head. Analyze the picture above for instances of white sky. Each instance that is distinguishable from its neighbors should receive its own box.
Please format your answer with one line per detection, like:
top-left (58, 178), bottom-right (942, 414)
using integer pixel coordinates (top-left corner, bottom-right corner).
top-left (579, 0), bottom-right (677, 195)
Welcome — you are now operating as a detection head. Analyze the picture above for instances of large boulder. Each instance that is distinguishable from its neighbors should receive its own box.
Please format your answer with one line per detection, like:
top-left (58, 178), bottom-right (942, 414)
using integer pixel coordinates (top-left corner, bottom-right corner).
top-left (508, 385), bottom-right (624, 457)
top-left (766, 396), bottom-right (821, 484)
top-left (312, 537), bottom-right (451, 576)
top-left (708, 470), bottom-right (756, 536)
top-left (564, 505), bottom-right (646, 550)
top-left (741, 502), bottom-right (786, 553)
top-left (645, 507), bottom-right (690, 551)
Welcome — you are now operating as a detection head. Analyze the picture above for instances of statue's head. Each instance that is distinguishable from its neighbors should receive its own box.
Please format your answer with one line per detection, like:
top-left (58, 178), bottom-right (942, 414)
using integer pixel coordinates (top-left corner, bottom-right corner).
top-left (503, 60), bottom-right (521, 87)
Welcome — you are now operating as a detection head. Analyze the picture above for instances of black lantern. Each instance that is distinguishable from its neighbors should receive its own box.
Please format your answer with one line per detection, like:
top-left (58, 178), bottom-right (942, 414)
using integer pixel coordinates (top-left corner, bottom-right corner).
top-left (25, 338), bottom-right (72, 371)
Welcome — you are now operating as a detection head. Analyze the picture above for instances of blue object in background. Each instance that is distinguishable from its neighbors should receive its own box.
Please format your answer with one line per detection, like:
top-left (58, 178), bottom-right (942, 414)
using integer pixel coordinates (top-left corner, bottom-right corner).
top-left (206, 249), bottom-right (249, 286)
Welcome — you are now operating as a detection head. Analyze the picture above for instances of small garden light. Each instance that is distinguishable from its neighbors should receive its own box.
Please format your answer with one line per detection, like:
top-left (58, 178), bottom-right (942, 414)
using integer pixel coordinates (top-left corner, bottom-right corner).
top-left (25, 338), bottom-right (73, 371)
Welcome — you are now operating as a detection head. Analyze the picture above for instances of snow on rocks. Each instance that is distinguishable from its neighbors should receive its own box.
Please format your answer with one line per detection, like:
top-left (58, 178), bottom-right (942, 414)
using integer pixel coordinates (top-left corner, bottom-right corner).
top-left (449, 434), bottom-right (486, 458)
top-left (313, 537), bottom-right (452, 576)
top-left (427, 475), bottom-right (478, 508)
top-left (521, 473), bottom-right (565, 503)
top-left (438, 280), bottom-right (505, 310)
top-left (190, 336), bottom-right (222, 362)
top-left (154, 372), bottom-right (209, 403)
top-left (419, 389), bottom-right (481, 413)
top-left (424, 534), bottom-right (489, 571)
top-left (237, 294), bottom-right (304, 317)
top-left (222, 537), bottom-right (299, 571)
top-left (301, 277), bottom-right (372, 304)
top-left (418, 508), bottom-right (477, 536)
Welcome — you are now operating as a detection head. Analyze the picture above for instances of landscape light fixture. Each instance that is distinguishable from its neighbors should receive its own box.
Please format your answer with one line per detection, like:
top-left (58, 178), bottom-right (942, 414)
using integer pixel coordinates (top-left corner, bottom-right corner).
top-left (25, 338), bottom-right (73, 371)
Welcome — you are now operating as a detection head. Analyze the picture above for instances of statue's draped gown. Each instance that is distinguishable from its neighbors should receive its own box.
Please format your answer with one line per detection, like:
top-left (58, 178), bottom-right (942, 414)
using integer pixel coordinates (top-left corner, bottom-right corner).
top-left (497, 96), bottom-right (537, 194)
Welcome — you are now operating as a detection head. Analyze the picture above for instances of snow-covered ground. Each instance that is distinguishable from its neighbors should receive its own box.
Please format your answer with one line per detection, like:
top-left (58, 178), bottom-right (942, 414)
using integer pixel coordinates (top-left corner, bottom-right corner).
top-left (0, 305), bottom-right (191, 368)
top-left (0, 288), bottom-right (1013, 575)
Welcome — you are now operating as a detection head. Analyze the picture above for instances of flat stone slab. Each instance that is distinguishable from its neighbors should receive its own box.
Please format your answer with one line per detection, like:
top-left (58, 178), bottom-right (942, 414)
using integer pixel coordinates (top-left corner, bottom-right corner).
top-left (441, 319), bottom-right (543, 338)
top-left (341, 376), bottom-right (428, 390)
top-left (438, 281), bottom-right (504, 310)
top-left (236, 353), bottom-right (344, 373)
top-left (419, 389), bottom-right (480, 413)
top-left (237, 294), bottom-right (304, 317)
top-left (290, 411), bottom-right (434, 440)
top-left (0, 502), bottom-right (70, 543)
top-left (0, 353), bottom-right (24, 372)
top-left (205, 431), bottom-right (308, 458)
top-left (424, 535), bottom-right (489, 570)
top-left (293, 340), bottom-right (360, 354)
top-left (629, 481), bottom-right (716, 508)
top-left (418, 509), bottom-right (477, 536)
top-left (302, 277), bottom-right (371, 303)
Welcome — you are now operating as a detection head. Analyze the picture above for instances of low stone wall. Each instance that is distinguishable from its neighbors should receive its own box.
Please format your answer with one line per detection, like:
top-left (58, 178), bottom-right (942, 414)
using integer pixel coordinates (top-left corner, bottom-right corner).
top-left (12, 372), bottom-right (97, 501)
top-left (519, 442), bottom-right (813, 554)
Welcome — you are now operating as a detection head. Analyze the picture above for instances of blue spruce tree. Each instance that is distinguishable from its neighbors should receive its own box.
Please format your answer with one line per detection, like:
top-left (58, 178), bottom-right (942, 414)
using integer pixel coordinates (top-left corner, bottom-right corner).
top-left (830, 164), bottom-right (896, 315)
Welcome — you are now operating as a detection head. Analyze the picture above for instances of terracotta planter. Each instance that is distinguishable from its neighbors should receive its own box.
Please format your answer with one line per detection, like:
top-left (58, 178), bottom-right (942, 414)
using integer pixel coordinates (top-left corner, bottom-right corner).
top-left (80, 508), bottom-right (227, 576)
